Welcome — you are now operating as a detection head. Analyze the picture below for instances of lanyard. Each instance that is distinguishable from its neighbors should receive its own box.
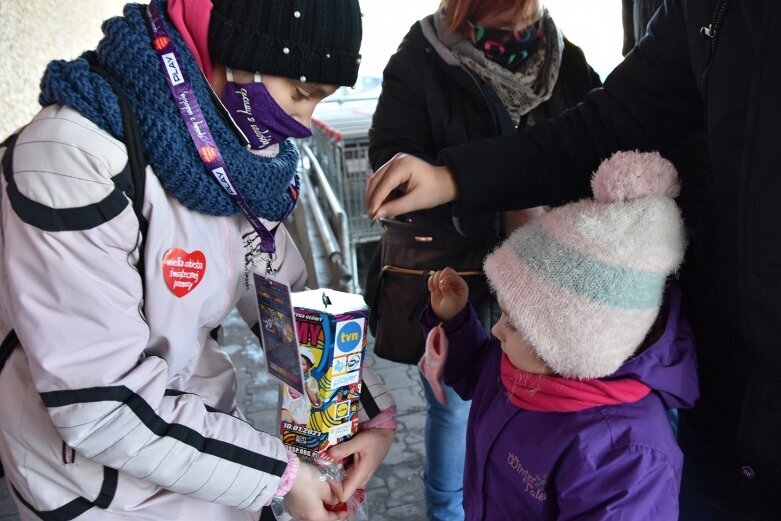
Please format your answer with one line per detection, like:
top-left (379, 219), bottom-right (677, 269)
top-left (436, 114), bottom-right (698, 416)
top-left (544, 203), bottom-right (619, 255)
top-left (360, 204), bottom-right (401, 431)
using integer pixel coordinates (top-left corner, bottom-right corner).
top-left (143, 2), bottom-right (278, 254)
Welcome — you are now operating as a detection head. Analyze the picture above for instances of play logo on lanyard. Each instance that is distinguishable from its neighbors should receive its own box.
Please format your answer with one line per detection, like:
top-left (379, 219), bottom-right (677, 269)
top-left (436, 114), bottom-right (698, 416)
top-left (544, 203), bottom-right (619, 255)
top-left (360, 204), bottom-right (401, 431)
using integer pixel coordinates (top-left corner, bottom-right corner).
top-left (162, 248), bottom-right (206, 298)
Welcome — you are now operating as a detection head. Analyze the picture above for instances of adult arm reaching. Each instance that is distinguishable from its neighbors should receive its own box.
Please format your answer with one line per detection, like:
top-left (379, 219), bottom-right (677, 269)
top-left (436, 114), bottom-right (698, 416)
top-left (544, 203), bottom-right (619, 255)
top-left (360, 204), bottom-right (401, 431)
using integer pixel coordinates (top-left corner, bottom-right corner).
top-left (366, 0), bottom-right (702, 218)
top-left (365, 153), bottom-right (459, 220)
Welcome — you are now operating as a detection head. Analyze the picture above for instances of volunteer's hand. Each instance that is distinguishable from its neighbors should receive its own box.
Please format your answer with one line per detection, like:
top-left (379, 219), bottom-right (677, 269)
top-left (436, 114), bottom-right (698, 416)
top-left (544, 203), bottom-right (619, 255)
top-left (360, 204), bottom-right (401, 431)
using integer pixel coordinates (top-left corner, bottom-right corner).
top-left (365, 153), bottom-right (458, 219)
top-left (429, 267), bottom-right (469, 322)
top-left (325, 427), bottom-right (395, 502)
top-left (284, 460), bottom-right (346, 521)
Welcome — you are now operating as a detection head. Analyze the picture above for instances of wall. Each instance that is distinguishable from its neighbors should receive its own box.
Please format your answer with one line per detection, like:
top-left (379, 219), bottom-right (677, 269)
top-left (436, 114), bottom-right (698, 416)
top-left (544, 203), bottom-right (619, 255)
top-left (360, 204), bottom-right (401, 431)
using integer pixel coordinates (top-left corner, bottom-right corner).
top-left (0, 0), bottom-right (125, 137)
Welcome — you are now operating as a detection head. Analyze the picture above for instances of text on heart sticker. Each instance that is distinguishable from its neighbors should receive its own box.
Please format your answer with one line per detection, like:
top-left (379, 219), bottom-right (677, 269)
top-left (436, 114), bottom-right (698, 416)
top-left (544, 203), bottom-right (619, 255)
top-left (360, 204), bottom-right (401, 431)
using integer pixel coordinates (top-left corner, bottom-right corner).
top-left (162, 248), bottom-right (206, 298)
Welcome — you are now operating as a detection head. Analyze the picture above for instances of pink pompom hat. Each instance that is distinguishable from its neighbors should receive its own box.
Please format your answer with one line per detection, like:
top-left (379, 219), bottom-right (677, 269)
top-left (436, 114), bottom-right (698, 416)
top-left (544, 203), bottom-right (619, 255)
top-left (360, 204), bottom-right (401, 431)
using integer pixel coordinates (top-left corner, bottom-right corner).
top-left (484, 151), bottom-right (687, 378)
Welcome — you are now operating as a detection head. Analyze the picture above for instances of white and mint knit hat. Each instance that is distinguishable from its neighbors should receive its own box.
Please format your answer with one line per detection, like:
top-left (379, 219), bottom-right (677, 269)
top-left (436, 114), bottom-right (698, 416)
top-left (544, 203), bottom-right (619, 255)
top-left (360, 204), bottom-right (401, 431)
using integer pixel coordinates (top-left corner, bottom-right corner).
top-left (484, 151), bottom-right (686, 378)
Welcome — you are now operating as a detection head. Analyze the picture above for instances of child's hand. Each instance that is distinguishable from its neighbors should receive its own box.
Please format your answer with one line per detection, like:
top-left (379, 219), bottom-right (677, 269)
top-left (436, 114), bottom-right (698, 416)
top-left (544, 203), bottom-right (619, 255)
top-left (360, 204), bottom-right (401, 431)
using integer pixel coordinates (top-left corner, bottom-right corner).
top-left (325, 427), bottom-right (395, 502)
top-left (429, 267), bottom-right (469, 322)
top-left (284, 460), bottom-right (345, 521)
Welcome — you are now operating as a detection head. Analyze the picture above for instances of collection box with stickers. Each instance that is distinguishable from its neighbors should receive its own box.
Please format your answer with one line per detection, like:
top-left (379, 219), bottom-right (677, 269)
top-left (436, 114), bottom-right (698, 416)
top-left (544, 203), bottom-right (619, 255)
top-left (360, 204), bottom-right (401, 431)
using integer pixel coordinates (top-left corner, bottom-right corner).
top-left (280, 288), bottom-right (368, 460)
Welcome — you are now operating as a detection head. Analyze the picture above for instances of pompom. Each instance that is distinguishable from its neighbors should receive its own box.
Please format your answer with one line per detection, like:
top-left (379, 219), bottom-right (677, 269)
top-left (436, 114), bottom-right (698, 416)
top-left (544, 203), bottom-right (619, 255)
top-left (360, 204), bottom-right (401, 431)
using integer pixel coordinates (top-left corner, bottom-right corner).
top-left (591, 151), bottom-right (680, 203)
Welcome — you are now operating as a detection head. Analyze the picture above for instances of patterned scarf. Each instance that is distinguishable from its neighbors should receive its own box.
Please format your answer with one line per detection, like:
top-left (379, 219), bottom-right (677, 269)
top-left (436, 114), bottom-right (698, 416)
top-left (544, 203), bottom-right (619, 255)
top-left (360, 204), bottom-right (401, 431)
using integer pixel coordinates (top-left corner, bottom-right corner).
top-left (467, 18), bottom-right (545, 71)
top-left (38, 0), bottom-right (299, 220)
top-left (434, 7), bottom-right (564, 124)
top-left (500, 354), bottom-right (652, 412)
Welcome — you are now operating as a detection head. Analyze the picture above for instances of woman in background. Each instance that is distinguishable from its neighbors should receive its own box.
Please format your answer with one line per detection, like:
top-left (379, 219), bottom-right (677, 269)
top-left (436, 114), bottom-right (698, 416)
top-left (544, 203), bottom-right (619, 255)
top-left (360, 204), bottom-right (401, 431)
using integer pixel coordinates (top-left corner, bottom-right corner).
top-left (364, 1), bottom-right (600, 519)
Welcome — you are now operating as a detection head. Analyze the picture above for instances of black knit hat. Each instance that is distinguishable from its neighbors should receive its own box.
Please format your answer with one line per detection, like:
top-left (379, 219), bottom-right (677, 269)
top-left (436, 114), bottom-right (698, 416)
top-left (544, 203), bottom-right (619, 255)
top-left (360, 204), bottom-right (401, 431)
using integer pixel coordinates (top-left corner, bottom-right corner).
top-left (208, 0), bottom-right (362, 87)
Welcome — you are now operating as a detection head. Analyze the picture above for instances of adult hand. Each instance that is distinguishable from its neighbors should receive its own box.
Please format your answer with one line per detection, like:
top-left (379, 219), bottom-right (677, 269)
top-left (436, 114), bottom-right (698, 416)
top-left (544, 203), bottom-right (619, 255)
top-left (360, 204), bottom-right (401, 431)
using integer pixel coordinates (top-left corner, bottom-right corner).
top-left (325, 427), bottom-right (395, 502)
top-left (429, 267), bottom-right (469, 322)
top-left (284, 460), bottom-right (346, 521)
top-left (365, 153), bottom-right (459, 219)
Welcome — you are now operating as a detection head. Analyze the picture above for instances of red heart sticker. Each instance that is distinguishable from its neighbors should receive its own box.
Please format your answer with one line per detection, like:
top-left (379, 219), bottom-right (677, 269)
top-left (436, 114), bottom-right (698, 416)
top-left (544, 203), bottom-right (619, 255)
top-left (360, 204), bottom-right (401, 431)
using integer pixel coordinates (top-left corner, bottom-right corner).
top-left (162, 248), bottom-right (206, 298)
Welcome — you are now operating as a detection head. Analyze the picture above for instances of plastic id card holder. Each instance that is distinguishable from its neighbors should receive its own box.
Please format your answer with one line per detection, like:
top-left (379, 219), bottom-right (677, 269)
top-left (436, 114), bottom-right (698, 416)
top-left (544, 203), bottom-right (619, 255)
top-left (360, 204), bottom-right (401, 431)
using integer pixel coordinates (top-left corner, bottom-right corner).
top-left (253, 272), bottom-right (306, 396)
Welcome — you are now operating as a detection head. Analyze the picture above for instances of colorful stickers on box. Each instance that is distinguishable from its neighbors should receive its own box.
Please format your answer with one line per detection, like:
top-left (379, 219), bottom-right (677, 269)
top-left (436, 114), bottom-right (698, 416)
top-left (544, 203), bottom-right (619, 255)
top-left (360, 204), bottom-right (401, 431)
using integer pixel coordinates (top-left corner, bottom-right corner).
top-left (280, 291), bottom-right (368, 460)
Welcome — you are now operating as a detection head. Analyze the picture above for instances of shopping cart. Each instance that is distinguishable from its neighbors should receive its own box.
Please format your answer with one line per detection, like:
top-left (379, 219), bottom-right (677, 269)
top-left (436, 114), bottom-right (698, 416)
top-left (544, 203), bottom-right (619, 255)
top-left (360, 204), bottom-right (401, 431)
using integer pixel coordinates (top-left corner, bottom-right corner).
top-left (302, 97), bottom-right (381, 293)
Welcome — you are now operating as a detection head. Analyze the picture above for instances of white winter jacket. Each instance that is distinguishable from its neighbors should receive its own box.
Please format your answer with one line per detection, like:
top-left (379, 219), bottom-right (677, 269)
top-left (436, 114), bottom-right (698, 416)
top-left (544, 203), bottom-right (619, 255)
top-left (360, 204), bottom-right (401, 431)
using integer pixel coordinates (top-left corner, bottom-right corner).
top-left (0, 105), bottom-right (392, 520)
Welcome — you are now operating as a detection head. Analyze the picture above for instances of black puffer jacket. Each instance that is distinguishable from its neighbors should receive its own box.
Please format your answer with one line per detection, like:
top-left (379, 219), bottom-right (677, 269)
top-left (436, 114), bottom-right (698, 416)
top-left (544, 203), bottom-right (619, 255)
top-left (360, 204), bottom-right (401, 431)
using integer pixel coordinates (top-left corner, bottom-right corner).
top-left (365, 16), bottom-right (600, 363)
top-left (441, 0), bottom-right (781, 494)
top-left (369, 17), bottom-right (600, 187)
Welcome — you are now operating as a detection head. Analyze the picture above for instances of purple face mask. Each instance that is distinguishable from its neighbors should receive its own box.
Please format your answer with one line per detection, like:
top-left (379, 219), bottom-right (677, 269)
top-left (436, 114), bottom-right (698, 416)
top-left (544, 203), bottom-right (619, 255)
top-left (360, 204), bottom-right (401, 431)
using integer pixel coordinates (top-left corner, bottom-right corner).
top-left (220, 68), bottom-right (312, 150)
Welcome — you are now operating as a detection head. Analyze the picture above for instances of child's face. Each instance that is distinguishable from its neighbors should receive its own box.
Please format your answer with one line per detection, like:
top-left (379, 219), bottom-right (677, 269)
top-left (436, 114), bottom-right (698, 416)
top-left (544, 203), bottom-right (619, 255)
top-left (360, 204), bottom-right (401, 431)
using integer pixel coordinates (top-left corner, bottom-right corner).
top-left (233, 70), bottom-right (338, 129)
top-left (492, 310), bottom-right (552, 375)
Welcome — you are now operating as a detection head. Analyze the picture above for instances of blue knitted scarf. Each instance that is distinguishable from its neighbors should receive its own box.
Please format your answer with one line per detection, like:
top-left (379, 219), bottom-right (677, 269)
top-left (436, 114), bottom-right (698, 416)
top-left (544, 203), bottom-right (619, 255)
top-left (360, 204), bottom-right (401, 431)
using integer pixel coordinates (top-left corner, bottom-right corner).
top-left (39, 0), bottom-right (299, 219)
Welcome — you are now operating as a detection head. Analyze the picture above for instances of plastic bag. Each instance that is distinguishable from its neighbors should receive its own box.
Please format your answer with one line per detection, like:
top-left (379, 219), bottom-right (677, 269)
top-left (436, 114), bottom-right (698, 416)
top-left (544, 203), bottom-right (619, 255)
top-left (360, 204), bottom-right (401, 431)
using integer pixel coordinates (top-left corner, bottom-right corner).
top-left (270, 459), bottom-right (368, 521)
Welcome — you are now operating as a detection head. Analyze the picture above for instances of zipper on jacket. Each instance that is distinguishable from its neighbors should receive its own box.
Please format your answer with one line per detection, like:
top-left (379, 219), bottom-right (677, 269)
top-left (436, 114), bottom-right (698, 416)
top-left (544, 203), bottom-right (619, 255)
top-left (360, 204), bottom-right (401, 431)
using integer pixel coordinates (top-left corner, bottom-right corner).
top-left (62, 442), bottom-right (76, 464)
top-left (381, 265), bottom-right (483, 277)
top-left (380, 265), bottom-right (483, 321)
top-left (698, 0), bottom-right (732, 92)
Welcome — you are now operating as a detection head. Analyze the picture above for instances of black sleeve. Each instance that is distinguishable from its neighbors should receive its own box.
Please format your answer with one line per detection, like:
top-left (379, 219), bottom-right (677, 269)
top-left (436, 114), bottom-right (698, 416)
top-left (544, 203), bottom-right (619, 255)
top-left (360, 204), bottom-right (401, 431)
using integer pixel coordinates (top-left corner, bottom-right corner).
top-left (440, 0), bottom-right (704, 214)
top-left (368, 26), bottom-right (439, 171)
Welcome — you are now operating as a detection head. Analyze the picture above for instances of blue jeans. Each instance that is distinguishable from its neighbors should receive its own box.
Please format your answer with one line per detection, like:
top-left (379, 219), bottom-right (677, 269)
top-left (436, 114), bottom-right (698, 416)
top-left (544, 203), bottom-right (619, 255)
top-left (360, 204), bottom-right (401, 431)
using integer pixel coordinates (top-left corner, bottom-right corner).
top-left (420, 374), bottom-right (470, 521)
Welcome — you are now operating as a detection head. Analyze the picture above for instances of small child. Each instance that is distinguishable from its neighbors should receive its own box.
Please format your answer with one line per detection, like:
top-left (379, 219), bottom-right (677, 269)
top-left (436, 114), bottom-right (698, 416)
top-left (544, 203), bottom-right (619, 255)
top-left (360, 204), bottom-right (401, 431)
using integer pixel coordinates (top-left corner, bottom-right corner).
top-left (419, 151), bottom-right (699, 520)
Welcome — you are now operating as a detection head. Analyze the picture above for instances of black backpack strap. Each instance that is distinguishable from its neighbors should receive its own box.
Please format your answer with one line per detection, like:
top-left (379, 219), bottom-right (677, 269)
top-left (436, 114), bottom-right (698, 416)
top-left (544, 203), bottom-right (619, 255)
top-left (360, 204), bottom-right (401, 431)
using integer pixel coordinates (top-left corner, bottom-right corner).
top-left (90, 66), bottom-right (149, 281)
top-left (1, 133), bottom-right (20, 184)
top-left (1, 132), bottom-right (18, 149)
top-left (0, 329), bottom-right (16, 477)
top-left (0, 71), bottom-right (149, 381)
top-left (0, 330), bottom-right (18, 375)
top-left (1, 137), bottom-right (21, 375)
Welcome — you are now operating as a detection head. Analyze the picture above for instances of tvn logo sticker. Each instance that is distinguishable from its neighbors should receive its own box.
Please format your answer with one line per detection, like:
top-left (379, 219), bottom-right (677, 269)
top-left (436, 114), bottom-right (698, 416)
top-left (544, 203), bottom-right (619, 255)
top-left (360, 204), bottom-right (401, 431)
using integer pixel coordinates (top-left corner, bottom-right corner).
top-left (335, 318), bottom-right (365, 355)
top-left (211, 167), bottom-right (237, 195)
top-left (162, 52), bottom-right (184, 86)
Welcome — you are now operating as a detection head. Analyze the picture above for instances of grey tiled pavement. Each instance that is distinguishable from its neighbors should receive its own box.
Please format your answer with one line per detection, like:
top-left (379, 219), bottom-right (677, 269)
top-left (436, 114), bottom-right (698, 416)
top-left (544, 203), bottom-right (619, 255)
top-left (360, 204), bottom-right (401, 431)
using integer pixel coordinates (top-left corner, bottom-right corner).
top-left (0, 222), bottom-right (428, 520)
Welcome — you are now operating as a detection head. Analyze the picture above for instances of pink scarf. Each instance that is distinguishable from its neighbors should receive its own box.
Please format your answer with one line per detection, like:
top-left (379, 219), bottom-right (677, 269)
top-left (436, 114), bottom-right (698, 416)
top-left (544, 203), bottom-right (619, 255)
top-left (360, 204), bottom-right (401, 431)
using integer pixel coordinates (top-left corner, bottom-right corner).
top-left (500, 354), bottom-right (652, 412)
top-left (167, 0), bottom-right (214, 81)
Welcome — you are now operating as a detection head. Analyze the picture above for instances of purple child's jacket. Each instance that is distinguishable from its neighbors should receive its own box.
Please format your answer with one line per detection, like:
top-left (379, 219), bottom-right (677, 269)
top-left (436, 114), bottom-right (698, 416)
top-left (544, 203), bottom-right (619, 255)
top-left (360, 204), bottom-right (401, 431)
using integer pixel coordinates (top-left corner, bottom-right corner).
top-left (421, 285), bottom-right (699, 520)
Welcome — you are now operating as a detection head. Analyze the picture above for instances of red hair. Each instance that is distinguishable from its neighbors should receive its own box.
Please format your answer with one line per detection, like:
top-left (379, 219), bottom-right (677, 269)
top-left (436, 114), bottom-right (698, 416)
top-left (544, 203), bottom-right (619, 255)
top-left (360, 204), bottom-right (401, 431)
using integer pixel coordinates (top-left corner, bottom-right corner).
top-left (441, 0), bottom-right (533, 35)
